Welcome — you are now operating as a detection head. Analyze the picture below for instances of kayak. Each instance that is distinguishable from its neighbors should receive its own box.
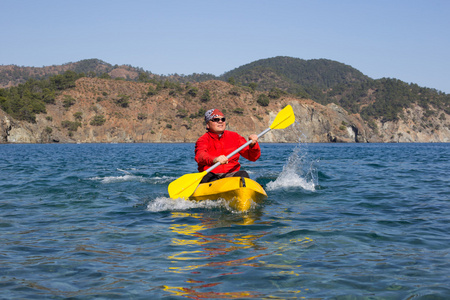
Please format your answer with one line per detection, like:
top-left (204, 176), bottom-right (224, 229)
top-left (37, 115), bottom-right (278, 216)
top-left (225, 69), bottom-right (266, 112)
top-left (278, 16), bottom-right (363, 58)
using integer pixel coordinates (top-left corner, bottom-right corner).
top-left (190, 177), bottom-right (267, 211)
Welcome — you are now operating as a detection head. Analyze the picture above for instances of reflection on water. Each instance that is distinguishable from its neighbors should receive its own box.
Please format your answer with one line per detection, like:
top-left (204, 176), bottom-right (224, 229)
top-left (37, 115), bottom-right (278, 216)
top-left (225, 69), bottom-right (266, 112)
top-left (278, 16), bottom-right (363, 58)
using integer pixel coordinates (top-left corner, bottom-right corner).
top-left (163, 284), bottom-right (261, 299)
top-left (163, 211), bottom-right (314, 298)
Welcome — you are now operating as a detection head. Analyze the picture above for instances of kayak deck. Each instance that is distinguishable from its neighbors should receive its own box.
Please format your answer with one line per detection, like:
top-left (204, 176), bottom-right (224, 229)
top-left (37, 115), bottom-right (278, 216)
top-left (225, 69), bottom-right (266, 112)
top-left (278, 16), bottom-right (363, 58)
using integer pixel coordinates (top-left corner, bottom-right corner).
top-left (190, 177), bottom-right (267, 211)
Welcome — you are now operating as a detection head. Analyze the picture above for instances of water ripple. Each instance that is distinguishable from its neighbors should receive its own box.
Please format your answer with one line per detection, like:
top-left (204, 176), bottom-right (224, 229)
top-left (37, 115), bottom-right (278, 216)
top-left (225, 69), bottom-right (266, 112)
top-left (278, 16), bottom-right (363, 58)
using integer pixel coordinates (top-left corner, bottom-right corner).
top-left (0, 143), bottom-right (449, 299)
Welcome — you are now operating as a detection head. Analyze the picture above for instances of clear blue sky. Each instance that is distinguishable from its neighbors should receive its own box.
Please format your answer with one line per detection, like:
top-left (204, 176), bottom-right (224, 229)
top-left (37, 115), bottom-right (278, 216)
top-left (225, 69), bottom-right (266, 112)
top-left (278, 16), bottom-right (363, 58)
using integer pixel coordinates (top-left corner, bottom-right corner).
top-left (2, 0), bottom-right (449, 93)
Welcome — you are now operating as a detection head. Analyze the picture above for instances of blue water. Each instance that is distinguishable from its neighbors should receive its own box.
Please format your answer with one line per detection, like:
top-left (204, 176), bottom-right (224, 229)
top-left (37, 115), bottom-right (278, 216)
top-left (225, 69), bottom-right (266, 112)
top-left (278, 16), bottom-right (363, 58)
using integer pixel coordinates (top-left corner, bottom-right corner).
top-left (0, 143), bottom-right (449, 299)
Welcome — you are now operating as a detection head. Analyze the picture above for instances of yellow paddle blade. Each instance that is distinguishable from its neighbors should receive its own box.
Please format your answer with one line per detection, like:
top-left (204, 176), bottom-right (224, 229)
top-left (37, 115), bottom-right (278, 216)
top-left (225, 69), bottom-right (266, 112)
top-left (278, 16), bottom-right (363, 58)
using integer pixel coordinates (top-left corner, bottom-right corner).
top-left (168, 171), bottom-right (207, 199)
top-left (269, 105), bottom-right (295, 130)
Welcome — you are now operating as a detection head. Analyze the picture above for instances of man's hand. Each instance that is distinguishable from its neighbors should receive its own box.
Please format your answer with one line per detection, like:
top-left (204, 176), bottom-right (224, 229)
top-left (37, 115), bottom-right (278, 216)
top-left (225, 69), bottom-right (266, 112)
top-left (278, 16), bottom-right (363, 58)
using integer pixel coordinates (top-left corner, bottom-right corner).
top-left (213, 155), bottom-right (228, 165)
top-left (248, 134), bottom-right (258, 146)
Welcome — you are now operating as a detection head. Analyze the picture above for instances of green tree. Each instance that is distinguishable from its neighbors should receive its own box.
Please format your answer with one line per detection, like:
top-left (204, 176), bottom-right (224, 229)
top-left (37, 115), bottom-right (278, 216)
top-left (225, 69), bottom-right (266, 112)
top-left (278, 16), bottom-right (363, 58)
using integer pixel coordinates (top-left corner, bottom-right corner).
top-left (115, 95), bottom-right (130, 108)
top-left (42, 88), bottom-right (56, 104)
top-left (187, 87), bottom-right (199, 97)
top-left (147, 85), bottom-right (157, 96)
top-left (138, 72), bottom-right (149, 82)
top-left (51, 71), bottom-right (81, 90)
top-left (90, 115), bottom-right (106, 126)
top-left (63, 95), bottom-right (76, 109)
top-left (257, 94), bottom-right (270, 106)
top-left (227, 77), bottom-right (236, 85)
top-left (268, 87), bottom-right (286, 99)
top-left (200, 89), bottom-right (211, 102)
top-left (248, 82), bottom-right (258, 91)
top-left (61, 120), bottom-right (81, 131)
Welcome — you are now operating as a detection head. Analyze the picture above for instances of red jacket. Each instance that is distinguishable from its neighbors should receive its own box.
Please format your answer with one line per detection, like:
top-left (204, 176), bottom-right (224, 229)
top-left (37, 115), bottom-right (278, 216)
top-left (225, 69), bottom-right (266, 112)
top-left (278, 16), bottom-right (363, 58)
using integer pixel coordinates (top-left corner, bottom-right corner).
top-left (195, 130), bottom-right (261, 173)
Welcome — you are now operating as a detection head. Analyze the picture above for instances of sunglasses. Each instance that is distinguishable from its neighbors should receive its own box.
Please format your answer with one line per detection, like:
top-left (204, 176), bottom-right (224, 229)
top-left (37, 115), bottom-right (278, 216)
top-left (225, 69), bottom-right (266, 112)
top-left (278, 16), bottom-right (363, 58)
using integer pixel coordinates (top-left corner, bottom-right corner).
top-left (211, 117), bottom-right (226, 123)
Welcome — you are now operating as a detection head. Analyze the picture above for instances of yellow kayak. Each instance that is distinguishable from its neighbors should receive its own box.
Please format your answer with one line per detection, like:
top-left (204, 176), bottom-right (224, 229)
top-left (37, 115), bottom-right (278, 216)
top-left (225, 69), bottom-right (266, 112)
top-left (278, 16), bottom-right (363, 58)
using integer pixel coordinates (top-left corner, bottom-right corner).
top-left (190, 177), bottom-right (267, 211)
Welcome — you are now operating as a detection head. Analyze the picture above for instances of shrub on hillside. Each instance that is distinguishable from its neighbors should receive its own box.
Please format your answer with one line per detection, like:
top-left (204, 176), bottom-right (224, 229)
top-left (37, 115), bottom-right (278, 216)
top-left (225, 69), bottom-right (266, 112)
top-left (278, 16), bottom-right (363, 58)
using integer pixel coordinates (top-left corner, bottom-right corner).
top-left (90, 115), bottom-right (106, 126)
top-left (115, 95), bottom-right (130, 108)
top-left (257, 94), bottom-right (270, 106)
top-left (73, 112), bottom-right (83, 120)
top-left (187, 87), bottom-right (199, 97)
top-left (61, 120), bottom-right (81, 131)
top-left (63, 95), bottom-right (76, 109)
top-left (200, 89), bottom-right (211, 102)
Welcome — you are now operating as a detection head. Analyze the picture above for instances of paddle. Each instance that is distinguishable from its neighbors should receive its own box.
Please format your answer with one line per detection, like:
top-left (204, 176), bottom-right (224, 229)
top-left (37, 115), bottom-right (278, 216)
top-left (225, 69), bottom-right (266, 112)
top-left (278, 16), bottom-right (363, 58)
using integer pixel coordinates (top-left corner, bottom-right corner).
top-left (168, 104), bottom-right (295, 199)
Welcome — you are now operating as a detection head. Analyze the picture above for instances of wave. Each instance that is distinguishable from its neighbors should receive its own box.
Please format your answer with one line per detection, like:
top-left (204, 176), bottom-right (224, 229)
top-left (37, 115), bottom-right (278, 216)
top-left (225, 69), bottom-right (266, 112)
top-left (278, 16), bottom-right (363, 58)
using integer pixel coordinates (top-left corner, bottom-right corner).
top-left (266, 143), bottom-right (318, 192)
top-left (90, 168), bottom-right (174, 184)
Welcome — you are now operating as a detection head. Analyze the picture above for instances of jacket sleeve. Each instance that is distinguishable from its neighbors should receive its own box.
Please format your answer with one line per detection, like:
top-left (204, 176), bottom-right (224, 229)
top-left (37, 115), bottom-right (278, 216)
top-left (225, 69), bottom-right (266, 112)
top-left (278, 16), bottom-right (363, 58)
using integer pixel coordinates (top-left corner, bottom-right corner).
top-left (195, 134), bottom-right (215, 170)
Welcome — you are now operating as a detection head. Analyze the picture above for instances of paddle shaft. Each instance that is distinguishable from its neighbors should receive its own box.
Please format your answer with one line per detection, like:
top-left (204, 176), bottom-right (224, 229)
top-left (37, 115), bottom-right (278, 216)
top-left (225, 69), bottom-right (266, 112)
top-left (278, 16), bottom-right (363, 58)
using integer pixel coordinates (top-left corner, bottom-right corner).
top-left (204, 127), bottom-right (271, 174)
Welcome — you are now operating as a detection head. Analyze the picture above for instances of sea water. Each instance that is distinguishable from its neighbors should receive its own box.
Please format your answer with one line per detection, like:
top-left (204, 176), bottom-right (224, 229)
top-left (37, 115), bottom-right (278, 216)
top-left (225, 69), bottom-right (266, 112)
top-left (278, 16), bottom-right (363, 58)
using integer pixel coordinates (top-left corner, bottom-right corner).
top-left (0, 143), bottom-right (449, 299)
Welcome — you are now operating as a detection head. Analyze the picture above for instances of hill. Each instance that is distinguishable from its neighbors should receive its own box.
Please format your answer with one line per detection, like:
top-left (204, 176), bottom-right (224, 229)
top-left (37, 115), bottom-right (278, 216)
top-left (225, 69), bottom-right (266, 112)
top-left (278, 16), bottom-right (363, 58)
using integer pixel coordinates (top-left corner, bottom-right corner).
top-left (1, 57), bottom-right (449, 143)
top-left (1, 75), bottom-right (449, 144)
top-left (2, 56), bottom-right (449, 126)
top-left (0, 59), bottom-right (145, 88)
top-left (220, 56), bottom-right (370, 93)
top-left (219, 57), bottom-right (449, 125)
top-left (0, 58), bottom-right (216, 89)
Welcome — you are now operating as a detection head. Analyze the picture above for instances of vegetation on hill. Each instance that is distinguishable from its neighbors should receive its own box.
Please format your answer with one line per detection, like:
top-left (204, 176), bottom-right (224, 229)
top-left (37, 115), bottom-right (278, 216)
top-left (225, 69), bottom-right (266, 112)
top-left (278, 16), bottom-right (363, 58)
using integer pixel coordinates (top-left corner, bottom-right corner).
top-left (319, 78), bottom-right (450, 123)
top-left (0, 71), bottom-right (84, 122)
top-left (1, 56), bottom-right (449, 125)
top-left (221, 56), bottom-right (370, 93)
top-left (219, 57), bottom-right (449, 123)
top-left (0, 59), bottom-right (146, 87)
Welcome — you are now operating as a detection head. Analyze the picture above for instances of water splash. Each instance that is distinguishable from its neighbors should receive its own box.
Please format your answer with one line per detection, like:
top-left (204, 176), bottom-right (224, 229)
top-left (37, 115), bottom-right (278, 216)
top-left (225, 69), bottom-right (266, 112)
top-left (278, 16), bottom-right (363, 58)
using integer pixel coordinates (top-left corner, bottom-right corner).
top-left (147, 197), bottom-right (225, 212)
top-left (266, 142), bottom-right (318, 192)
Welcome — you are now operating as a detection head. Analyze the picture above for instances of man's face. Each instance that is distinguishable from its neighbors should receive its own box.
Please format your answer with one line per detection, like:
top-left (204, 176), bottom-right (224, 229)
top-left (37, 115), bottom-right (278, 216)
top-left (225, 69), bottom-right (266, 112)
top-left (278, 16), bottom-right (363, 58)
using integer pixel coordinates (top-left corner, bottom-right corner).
top-left (207, 117), bottom-right (226, 134)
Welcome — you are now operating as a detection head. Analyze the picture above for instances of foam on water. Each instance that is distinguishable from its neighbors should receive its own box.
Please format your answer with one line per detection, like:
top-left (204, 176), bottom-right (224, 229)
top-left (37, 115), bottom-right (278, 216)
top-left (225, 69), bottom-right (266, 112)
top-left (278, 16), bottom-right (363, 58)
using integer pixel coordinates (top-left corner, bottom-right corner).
top-left (90, 169), bottom-right (173, 184)
top-left (91, 174), bottom-right (144, 183)
top-left (266, 143), bottom-right (318, 192)
top-left (147, 197), bottom-right (224, 212)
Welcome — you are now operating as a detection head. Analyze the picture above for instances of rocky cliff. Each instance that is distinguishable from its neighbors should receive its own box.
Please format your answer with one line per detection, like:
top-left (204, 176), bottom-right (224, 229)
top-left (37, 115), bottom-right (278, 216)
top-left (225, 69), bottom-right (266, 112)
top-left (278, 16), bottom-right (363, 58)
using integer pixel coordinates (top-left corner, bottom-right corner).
top-left (1, 78), bottom-right (449, 143)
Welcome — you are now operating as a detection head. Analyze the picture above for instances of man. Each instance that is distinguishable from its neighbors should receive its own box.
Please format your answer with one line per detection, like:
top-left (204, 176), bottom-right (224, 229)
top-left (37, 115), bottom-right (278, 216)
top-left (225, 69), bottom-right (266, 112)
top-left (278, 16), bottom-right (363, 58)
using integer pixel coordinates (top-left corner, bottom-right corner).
top-left (195, 108), bottom-right (261, 183)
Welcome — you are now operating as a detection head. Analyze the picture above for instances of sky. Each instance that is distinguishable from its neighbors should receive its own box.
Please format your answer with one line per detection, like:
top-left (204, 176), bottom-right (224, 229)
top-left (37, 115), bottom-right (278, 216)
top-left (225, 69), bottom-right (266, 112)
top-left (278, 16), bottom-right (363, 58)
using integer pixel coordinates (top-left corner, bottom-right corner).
top-left (2, 0), bottom-right (449, 93)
